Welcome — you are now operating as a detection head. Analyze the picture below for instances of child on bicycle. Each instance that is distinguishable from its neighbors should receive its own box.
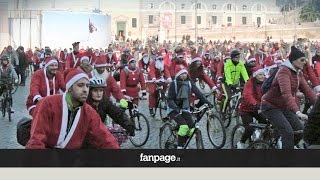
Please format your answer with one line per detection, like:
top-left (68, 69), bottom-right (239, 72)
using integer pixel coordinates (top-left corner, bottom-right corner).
top-left (167, 65), bottom-right (213, 149)
top-left (237, 66), bottom-right (268, 149)
top-left (0, 55), bottom-right (18, 99)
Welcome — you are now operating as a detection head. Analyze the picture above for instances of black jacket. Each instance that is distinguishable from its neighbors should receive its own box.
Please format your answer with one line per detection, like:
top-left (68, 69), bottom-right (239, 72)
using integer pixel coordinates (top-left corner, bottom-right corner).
top-left (304, 96), bottom-right (320, 145)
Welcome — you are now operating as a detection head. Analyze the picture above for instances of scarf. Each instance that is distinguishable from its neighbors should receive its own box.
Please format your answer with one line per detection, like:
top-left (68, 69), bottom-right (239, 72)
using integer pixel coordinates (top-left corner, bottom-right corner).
top-left (176, 80), bottom-right (191, 110)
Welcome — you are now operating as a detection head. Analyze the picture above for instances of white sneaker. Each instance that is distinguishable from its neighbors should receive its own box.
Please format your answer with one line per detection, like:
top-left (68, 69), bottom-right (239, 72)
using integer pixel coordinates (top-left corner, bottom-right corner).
top-left (237, 141), bottom-right (246, 149)
top-left (177, 146), bottom-right (183, 149)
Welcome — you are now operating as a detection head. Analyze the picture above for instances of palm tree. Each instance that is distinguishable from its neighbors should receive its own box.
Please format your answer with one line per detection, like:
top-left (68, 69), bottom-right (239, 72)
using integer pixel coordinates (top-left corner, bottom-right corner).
top-left (300, 3), bottom-right (320, 22)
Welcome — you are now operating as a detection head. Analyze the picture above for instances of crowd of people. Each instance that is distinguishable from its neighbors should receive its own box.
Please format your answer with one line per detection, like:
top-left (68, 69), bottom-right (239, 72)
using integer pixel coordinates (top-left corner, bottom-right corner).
top-left (1, 37), bottom-right (320, 149)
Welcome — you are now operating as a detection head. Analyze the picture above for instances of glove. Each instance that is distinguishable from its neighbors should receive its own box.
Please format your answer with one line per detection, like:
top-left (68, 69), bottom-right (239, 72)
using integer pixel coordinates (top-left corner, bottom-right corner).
top-left (124, 95), bottom-right (132, 100)
top-left (119, 99), bottom-right (128, 109)
top-left (166, 78), bottom-right (172, 84)
top-left (14, 79), bottom-right (19, 84)
top-left (141, 90), bottom-right (147, 97)
top-left (296, 111), bottom-right (308, 121)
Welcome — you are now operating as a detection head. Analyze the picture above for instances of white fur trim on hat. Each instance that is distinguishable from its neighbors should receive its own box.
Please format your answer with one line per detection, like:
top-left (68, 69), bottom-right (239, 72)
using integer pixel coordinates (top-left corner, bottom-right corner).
top-left (80, 56), bottom-right (90, 63)
top-left (175, 69), bottom-right (188, 79)
top-left (156, 55), bottom-right (164, 59)
top-left (44, 59), bottom-right (58, 69)
top-left (94, 63), bottom-right (108, 67)
top-left (247, 58), bottom-right (256, 63)
top-left (128, 57), bottom-right (136, 64)
top-left (190, 57), bottom-right (202, 64)
top-left (253, 69), bottom-right (265, 77)
top-left (66, 73), bottom-right (89, 90)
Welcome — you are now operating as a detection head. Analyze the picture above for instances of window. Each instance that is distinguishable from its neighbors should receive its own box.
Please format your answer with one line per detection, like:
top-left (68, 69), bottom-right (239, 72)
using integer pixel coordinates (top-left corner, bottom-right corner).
top-left (181, 3), bottom-right (185, 9)
top-left (212, 4), bottom-right (217, 10)
top-left (227, 4), bottom-right (232, 11)
top-left (242, 17), bottom-right (247, 25)
top-left (196, 3), bottom-right (201, 9)
top-left (257, 4), bottom-right (262, 11)
top-left (242, 5), bottom-right (247, 10)
top-left (197, 16), bottom-right (201, 24)
top-left (181, 16), bottom-right (186, 24)
top-left (149, 15), bottom-right (153, 24)
top-left (212, 16), bottom-right (217, 24)
top-left (132, 18), bottom-right (137, 28)
top-left (227, 17), bottom-right (232, 22)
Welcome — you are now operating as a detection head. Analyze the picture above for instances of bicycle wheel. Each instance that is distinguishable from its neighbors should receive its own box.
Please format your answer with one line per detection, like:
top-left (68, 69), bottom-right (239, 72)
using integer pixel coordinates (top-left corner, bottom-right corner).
top-left (7, 106), bottom-right (11, 122)
top-left (231, 124), bottom-right (246, 149)
top-left (158, 99), bottom-right (167, 121)
top-left (129, 112), bottom-right (150, 147)
top-left (195, 130), bottom-right (204, 149)
top-left (11, 84), bottom-right (19, 94)
top-left (222, 106), bottom-right (232, 128)
top-left (1, 99), bottom-right (5, 117)
top-left (247, 140), bottom-right (270, 149)
top-left (207, 114), bottom-right (226, 149)
top-left (159, 123), bottom-right (177, 149)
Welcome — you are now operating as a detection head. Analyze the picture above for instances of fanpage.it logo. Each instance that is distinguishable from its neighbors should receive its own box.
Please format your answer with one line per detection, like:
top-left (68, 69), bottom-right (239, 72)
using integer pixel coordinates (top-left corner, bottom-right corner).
top-left (140, 153), bottom-right (181, 164)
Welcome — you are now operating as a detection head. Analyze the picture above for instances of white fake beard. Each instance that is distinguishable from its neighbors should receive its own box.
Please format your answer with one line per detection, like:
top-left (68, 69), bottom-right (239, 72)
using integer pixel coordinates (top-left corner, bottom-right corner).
top-left (155, 60), bottom-right (164, 71)
top-left (143, 57), bottom-right (149, 64)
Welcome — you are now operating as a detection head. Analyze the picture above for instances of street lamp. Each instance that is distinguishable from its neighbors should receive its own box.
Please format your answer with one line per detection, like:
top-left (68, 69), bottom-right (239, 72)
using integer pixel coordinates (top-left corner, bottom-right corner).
top-left (192, 0), bottom-right (198, 46)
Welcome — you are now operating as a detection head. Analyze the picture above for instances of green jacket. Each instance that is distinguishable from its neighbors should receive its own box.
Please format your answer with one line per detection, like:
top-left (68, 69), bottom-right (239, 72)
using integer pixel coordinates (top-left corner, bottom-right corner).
top-left (224, 59), bottom-right (249, 86)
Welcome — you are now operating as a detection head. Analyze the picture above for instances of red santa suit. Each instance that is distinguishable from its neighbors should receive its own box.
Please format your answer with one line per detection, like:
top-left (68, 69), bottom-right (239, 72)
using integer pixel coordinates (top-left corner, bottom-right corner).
top-left (26, 57), bottom-right (66, 116)
top-left (303, 63), bottom-right (320, 92)
top-left (120, 56), bottom-right (146, 105)
top-left (91, 57), bottom-right (123, 101)
top-left (169, 51), bottom-right (188, 78)
top-left (65, 50), bottom-right (85, 70)
top-left (138, 52), bottom-right (150, 73)
top-left (106, 47), bottom-right (118, 65)
top-left (148, 55), bottom-right (171, 109)
top-left (26, 69), bottom-right (119, 149)
top-left (58, 50), bottom-right (68, 73)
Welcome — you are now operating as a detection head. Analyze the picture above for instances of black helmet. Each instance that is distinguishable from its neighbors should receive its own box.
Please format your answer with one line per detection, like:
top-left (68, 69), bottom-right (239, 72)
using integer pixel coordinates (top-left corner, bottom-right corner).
top-left (230, 49), bottom-right (240, 58)
top-left (89, 77), bottom-right (106, 88)
top-left (0, 55), bottom-right (9, 61)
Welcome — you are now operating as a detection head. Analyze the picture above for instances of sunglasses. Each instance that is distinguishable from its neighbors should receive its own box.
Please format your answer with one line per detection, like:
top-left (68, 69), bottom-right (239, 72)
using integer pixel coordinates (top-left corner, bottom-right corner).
top-left (300, 58), bottom-right (307, 62)
top-left (157, 58), bottom-right (164, 61)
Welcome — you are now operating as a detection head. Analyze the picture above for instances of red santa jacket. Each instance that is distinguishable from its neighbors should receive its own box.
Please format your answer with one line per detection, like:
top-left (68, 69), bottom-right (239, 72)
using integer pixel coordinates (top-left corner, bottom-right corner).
top-left (138, 60), bottom-right (150, 73)
top-left (216, 61), bottom-right (224, 80)
top-left (106, 53), bottom-right (118, 65)
top-left (26, 94), bottom-right (119, 149)
top-left (303, 63), bottom-right (320, 90)
top-left (240, 78), bottom-right (263, 113)
top-left (26, 69), bottom-right (65, 115)
top-left (188, 67), bottom-right (216, 89)
top-left (65, 52), bottom-right (83, 69)
top-left (148, 61), bottom-right (171, 80)
top-left (120, 67), bottom-right (146, 97)
top-left (169, 60), bottom-right (188, 78)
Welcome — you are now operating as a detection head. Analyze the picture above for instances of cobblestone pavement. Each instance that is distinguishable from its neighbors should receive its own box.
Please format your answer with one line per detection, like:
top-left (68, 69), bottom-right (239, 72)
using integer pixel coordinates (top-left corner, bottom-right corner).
top-left (0, 76), bottom-right (237, 149)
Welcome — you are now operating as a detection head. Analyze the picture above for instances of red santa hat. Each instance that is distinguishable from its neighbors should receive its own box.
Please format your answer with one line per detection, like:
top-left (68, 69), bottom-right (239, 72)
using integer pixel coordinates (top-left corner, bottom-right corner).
top-left (128, 55), bottom-right (136, 64)
top-left (80, 56), bottom-right (90, 63)
top-left (156, 52), bottom-right (164, 59)
top-left (252, 66), bottom-right (265, 78)
top-left (190, 54), bottom-right (202, 64)
top-left (176, 51), bottom-right (184, 58)
top-left (175, 65), bottom-right (188, 79)
top-left (247, 57), bottom-right (257, 63)
top-left (94, 56), bottom-right (108, 67)
top-left (44, 57), bottom-right (58, 69)
top-left (264, 57), bottom-right (277, 69)
top-left (65, 69), bottom-right (89, 90)
top-left (142, 51), bottom-right (148, 57)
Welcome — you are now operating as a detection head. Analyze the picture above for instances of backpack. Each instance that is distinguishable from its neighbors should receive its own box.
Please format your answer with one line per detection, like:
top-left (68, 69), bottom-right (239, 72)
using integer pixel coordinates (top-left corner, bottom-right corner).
top-left (16, 117), bottom-right (32, 146)
top-left (261, 67), bottom-right (279, 95)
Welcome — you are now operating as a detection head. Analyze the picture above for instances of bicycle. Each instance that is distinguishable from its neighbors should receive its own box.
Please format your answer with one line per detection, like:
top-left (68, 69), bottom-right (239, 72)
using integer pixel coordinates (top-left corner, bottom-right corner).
top-left (126, 97), bottom-right (150, 147)
top-left (220, 86), bottom-right (243, 128)
top-left (0, 78), bottom-right (14, 122)
top-left (159, 104), bottom-right (226, 149)
top-left (146, 78), bottom-right (168, 120)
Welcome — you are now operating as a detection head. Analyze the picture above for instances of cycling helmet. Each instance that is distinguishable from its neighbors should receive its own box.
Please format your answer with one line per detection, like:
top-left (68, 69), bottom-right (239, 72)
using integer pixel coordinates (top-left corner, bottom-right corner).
top-left (89, 77), bottom-right (106, 88)
top-left (0, 55), bottom-right (9, 61)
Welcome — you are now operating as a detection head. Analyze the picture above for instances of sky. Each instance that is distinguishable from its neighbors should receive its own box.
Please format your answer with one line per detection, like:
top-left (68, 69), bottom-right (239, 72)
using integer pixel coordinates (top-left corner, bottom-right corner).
top-left (104, 0), bottom-right (140, 13)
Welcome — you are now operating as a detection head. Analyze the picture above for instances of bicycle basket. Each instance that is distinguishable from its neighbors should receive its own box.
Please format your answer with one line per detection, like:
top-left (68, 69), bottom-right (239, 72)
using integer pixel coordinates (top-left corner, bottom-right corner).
top-left (16, 117), bottom-right (32, 146)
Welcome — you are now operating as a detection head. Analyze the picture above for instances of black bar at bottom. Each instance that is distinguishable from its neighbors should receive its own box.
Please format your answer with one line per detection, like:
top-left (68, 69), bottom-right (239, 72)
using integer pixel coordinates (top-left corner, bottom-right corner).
top-left (1, 150), bottom-right (320, 167)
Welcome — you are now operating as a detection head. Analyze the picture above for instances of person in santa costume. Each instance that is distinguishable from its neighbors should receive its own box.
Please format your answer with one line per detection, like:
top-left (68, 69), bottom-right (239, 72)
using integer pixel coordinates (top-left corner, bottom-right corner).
top-left (138, 51), bottom-right (150, 73)
top-left (147, 52), bottom-right (172, 117)
top-left (167, 65), bottom-right (213, 149)
top-left (119, 47), bottom-right (131, 70)
top-left (26, 69), bottom-right (120, 149)
top-left (58, 48), bottom-right (68, 73)
top-left (169, 48), bottom-right (188, 79)
top-left (78, 56), bottom-right (93, 76)
top-left (65, 42), bottom-right (83, 70)
top-left (106, 47), bottom-right (118, 66)
top-left (26, 57), bottom-right (65, 116)
top-left (91, 56), bottom-right (124, 102)
top-left (120, 55), bottom-right (146, 106)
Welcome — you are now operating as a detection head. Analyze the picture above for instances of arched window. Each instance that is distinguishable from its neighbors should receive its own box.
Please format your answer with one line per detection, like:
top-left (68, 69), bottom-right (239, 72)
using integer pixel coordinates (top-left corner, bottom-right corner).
top-left (242, 5), bottom-right (247, 10)
top-left (181, 3), bottom-right (185, 9)
top-left (227, 4), bottom-right (232, 11)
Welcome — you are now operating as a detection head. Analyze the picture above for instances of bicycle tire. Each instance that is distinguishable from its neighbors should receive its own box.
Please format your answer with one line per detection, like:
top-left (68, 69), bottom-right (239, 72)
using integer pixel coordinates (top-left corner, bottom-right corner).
top-left (222, 106), bottom-right (232, 128)
top-left (207, 114), bottom-right (226, 149)
top-left (247, 140), bottom-right (271, 149)
top-left (195, 130), bottom-right (204, 149)
top-left (158, 99), bottom-right (168, 121)
top-left (1, 99), bottom-right (5, 117)
top-left (230, 123), bottom-right (246, 149)
top-left (11, 84), bottom-right (19, 94)
top-left (129, 112), bottom-right (150, 147)
top-left (159, 123), bottom-right (177, 149)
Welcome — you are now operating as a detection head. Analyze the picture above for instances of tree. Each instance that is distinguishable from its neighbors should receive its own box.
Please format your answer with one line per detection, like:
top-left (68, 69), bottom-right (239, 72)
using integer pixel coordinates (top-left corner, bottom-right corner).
top-left (300, 2), bottom-right (320, 22)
